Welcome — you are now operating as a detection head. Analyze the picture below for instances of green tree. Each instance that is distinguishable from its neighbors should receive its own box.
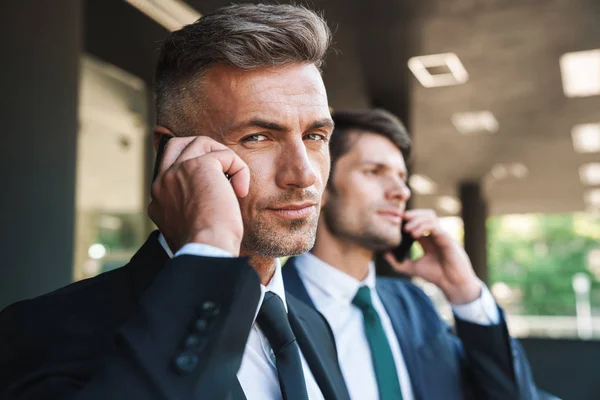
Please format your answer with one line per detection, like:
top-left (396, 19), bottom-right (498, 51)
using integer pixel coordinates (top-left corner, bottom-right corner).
top-left (488, 213), bottom-right (600, 316)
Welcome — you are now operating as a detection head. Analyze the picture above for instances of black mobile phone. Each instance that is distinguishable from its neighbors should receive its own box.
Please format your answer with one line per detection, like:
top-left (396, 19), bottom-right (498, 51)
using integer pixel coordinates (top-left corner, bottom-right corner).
top-left (392, 217), bottom-right (415, 262)
top-left (152, 134), bottom-right (172, 183)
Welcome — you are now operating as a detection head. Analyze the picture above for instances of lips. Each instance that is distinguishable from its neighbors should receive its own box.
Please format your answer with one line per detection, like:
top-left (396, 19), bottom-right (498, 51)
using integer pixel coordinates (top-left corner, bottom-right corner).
top-left (268, 202), bottom-right (317, 220)
top-left (377, 208), bottom-right (404, 224)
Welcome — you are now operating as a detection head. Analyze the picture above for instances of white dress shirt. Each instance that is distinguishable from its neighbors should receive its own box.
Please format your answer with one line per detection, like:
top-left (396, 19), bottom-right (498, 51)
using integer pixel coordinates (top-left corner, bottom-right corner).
top-left (294, 252), bottom-right (500, 400)
top-left (158, 234), bottom-right (325, 400)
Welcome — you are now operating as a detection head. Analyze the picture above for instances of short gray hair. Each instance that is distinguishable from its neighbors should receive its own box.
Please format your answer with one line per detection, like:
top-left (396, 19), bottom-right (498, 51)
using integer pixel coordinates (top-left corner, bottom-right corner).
top-left (155, 3), bottom-right (332, 136)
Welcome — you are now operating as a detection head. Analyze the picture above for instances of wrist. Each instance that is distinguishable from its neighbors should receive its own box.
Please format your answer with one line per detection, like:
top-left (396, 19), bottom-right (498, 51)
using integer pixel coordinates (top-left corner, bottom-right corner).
top-left (443, 278), bottom-right (483, 305)
top-left (188, 229), bottom-right (242, 257)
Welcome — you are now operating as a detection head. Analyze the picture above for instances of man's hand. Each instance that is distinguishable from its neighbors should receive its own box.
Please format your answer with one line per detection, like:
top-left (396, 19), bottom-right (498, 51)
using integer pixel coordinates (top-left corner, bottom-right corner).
top-left (148, 135), bottom-right (250, 256)
top-left (384, 209), bottom-right (482, 304)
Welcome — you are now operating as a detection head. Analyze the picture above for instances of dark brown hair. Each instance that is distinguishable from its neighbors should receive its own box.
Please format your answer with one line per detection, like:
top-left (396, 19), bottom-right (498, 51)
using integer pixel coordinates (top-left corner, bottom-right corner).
top-left (328, 108), bottom-right (412, 183)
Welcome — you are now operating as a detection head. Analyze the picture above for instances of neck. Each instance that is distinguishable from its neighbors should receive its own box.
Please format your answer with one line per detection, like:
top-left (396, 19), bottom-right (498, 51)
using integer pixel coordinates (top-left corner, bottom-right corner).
top-left (240, 248), bottom-right (277, 286)
top-left (311, 225), bottom-right (374, 281)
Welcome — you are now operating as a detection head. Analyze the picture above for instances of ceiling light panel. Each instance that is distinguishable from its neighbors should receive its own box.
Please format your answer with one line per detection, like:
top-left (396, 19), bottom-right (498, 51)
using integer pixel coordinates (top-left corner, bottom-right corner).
top-left (408, 53), bottom-right (469, 88)
top-left (126, 0), bottom-right (201, 31)
top-left (437, 196), bottom-right (461, 215)
top-left (572, 123), bottom-right (600, 153)
top-left (579, 163), bottom-right (600, 186)
top-left (451, 111), bottom-right (499, 135)
top-left (409, 174), bottom-right (438, 195)
top-left (560, 49), bottom-right (600, 98)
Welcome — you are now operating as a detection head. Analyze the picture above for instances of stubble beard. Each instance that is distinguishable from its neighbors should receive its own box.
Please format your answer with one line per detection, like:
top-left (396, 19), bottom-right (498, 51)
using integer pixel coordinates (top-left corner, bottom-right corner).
top-left (240, 212), bottom-right (319, 258)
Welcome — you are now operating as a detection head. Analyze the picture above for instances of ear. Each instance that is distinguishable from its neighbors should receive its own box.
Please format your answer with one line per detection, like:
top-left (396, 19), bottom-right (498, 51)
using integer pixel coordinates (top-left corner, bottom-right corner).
top-left (153, 126), bottom-right (175, 151)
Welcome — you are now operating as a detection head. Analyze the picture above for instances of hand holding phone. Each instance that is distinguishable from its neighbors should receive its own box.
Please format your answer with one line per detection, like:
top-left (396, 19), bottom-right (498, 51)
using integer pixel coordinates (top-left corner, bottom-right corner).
top-left (148, 134), bottom-right (250, 255)
top-left (392, 217), bottom-right (415, 262)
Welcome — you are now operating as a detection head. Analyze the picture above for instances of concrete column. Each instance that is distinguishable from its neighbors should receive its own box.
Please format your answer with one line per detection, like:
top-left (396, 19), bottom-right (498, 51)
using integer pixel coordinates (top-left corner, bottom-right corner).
top-left (0, 1), bottom-right (83, 309)
top-left (460, 181), bottom-right (489, 284)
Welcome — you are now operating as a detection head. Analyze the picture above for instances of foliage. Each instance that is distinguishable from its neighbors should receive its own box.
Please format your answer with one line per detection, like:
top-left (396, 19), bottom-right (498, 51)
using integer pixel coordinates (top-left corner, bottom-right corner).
top-left (487, 213), bottom-right (600, 316)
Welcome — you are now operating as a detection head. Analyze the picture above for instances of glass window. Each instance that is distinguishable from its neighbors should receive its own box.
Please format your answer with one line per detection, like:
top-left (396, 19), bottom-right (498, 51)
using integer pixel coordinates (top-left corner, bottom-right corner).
top-left (74, 55), bottom-right (150, 281)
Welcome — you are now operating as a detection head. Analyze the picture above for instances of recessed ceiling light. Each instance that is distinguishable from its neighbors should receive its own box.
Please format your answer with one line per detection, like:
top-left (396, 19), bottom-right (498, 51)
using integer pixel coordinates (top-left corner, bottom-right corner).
top-left (585, 188), bottom-right (600, 207)
top-left (408, 53), bottom-right (469, 88)
top-left (509, 163), bottom-right (529, 179)
top-left (451, 111), bottom-right (499, 135)
top-left (490, 163), bottom-right (528, 180)
top-left (572, 123), bottom-right (600, 153)
top-left (559, 49), bottom-right (600, 98)
top-left (491, 164), bottom-right (508, 180)
top-left (437, 196), bottom-right (461, 215)
top-left (409, 174), bottom-right (438, 195)
top-left (126, 0), bottom-right (201, 31)
top-left (579, 163), bottom-right (600, 185)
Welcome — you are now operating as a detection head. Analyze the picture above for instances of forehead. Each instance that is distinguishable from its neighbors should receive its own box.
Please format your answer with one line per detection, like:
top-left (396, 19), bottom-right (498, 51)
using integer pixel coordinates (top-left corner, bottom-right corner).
top-left (200, 64), bottom-right (330, 131)
top-left (345, 132), bottom-right (407, 169)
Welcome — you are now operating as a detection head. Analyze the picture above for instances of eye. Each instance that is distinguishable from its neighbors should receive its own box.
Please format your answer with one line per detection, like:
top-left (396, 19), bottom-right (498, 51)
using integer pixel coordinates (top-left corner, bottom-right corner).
top-left (364, 168), bottom-right (379, 176)
top-left (304, 133), bottom-right (327, 141)
top-left (241, 134), bottom-right (268, 142)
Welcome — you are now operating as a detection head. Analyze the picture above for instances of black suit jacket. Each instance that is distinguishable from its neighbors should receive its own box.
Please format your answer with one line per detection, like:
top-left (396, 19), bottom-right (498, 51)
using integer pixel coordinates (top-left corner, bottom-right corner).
top-left (0, 232), bottom-right (350, 400)
top-left (283, 256), bottom-right (540, 400)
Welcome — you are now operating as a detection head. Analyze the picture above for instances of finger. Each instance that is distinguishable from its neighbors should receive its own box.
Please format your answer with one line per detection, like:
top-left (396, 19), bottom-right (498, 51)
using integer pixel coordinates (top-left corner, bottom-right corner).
top-left (404, 214), bottom-right (437, 232)
top-left (403, 208), bottom-right (438, 221)
top-left (156, 136), bottom-right (196, 179)
top-left (384, 252), bottom-right (416, 275)
top-left (175, 136), bottom-right (230, 165)
top-left (405, 220), bottom-right (439, 238)
top-left (202, 149), bottom-right (251, 198)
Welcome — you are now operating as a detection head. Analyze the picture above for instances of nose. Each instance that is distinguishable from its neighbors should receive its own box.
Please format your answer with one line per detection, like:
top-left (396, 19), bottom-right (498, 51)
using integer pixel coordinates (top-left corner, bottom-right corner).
top-left (275, 138), bottom-right (318, 189)
top-left (386, 176), bottom-right (411, 204)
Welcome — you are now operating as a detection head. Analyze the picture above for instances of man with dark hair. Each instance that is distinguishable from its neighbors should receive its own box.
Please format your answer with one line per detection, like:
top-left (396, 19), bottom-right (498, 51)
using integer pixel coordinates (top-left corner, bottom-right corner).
top-left (284, 108), bottom-right (540, 399)
top-left (0, 4), bottom-right (350, 400)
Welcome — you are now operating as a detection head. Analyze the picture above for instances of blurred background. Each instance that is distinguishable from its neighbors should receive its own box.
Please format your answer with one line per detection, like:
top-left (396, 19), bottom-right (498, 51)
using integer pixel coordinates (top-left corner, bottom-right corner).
top-left (1, 0), bottom-right (599, 398)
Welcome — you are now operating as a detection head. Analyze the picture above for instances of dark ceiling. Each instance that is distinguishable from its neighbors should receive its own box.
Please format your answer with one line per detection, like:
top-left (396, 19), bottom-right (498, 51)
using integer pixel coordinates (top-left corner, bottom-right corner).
top-left (84, 0), bottom-right (600, 216)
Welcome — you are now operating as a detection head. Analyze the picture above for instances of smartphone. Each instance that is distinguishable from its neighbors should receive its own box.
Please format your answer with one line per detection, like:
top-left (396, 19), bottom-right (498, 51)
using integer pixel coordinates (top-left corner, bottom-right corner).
top-left (392, 217), bottom-right (415, 262)
top-left (152, 134), bottom-right (172, 183)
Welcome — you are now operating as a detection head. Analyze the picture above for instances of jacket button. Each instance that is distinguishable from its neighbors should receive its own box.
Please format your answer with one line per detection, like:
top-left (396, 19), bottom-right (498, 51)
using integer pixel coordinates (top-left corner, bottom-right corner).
top-left (193, 318), bottom-right (209, 332)
top-left (173, 351), bottom-right (199, 374)
top-left (199, 301), bottom-right (220, 318)
top-left (184, 333), bottom-right (207, 350)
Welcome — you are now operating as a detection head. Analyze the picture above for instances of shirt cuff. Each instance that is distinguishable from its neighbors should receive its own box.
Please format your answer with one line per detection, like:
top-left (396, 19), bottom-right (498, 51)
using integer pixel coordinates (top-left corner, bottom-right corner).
top-left (451, 283), bottom-right (500, 325)
top-left (175, 243), bottom-right (234, 258)
top-left (158, 232), bottom-right (234, 259)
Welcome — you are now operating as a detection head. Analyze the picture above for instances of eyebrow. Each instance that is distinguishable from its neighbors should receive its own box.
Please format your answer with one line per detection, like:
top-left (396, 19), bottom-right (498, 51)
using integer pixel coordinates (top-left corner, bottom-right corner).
top-left (361, 161), bottom-right (408, 175)
top-left (229, 118), bottom-right (335, 133)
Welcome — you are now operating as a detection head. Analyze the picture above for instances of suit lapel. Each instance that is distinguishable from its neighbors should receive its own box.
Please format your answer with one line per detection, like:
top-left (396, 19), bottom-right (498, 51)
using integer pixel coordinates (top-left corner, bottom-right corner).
top-left (376, 282), bottom-right (424, 400)
top-left (287, 298), bottom-right (347, 400)
top-left (129, 231), bottom-right (170, 300)
top-left (282, 257), bottom-right (316, 308)
top-left (228, 379), bottom-right (246, 400)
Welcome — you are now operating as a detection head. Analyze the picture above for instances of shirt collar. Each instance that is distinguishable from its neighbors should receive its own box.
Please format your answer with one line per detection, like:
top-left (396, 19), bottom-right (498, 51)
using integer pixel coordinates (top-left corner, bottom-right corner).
top-left (295, 252), bottom-right (376, 304)
top-left (158, 233), bottom-right (286, 313)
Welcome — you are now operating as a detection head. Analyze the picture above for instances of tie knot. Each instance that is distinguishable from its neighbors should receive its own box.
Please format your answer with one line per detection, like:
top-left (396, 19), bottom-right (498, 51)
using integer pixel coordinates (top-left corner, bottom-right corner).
top-left (256, 291), bottom-right (296, 355)
top-left (352, 286), bottom-right (374, 311)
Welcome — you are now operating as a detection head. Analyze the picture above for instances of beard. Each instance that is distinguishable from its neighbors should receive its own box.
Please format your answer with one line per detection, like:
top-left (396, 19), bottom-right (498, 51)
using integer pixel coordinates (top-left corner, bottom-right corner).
top-left (240, 189), bottom-right (320, 258)
top-left (321, 194), bottom-right (401, 251)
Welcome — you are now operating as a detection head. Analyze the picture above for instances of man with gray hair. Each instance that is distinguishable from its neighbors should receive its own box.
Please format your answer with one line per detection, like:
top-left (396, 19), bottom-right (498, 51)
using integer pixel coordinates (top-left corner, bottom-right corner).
top-left (0, 4), bottom-right (350, 400)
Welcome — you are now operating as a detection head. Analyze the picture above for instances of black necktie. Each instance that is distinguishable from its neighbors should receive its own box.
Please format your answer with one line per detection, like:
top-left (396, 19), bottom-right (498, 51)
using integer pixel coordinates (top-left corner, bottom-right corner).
top-left (256, 291), bottom-right (309, 400)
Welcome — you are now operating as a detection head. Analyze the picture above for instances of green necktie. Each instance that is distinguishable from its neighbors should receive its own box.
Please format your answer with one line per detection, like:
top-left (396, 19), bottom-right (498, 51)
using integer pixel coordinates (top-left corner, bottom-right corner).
top-left (352, 285), bottom-right (404, 400)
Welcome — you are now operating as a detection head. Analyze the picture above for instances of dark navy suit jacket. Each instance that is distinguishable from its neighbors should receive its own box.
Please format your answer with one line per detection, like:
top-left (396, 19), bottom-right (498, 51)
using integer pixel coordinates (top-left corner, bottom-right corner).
top-left (283, 256), bottom-right (540, 400)
top-left (0, 233), bottom-right (350, 400)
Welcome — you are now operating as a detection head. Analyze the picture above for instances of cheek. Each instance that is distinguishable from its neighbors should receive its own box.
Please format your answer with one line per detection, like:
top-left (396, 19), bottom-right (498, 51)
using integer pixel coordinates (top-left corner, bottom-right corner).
top-left (238, 152), bottom-right (274, 208)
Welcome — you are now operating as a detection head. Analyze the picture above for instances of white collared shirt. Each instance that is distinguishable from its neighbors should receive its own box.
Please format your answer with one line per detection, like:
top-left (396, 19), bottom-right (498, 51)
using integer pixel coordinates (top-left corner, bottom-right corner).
top-left (295, 252), bottom-right (500, 400)
top-left (158, 234), bottom-right (324, 400)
